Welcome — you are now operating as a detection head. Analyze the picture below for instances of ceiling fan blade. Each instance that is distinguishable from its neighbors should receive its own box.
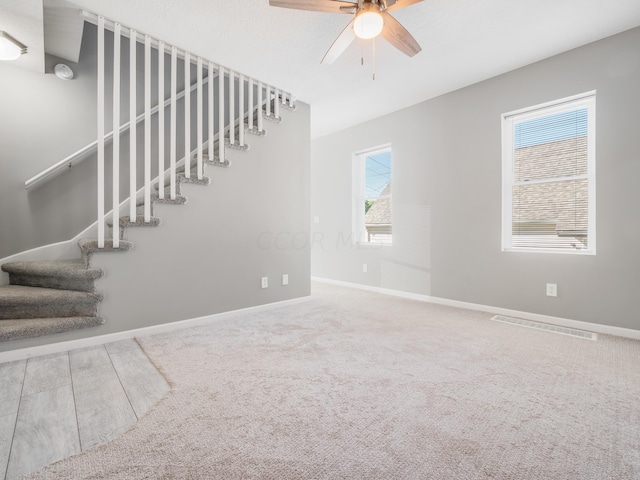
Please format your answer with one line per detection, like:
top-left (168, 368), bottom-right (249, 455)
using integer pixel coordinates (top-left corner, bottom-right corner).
top-left (339, 5), bottom-right (358, 13)
top-left (381, 11), bottom-right (421, 57)
top-left (321, 18), bottom-right (356, 64)
top-left (269, 0), bottom-right (356, 14)
top-left (381, 0), bottom-right (398, 9)
top-left (385, 0), bottom-right (423, 12)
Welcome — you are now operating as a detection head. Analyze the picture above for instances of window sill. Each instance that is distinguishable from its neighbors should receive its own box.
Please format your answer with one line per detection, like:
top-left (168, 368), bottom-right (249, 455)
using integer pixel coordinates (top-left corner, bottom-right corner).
top-left (502, 247), bottom-right (595, 256)
top-left (357, 241), bottom-right (393, 247)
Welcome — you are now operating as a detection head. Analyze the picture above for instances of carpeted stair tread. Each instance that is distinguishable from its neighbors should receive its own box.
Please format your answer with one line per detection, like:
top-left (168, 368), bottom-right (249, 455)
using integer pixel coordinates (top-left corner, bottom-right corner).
top-left (153, 193), bottom-right (188, 204)
top-left (106, 215), bottom-right (162, 228)
top-left (137, 193), bottom-right (187, 207)
top-left (1, 259), bottom-right (103, 292)
top-left (0, 316), bottom-right (104, 342)
top-left (79, 239), bottom-right (134, 255)
top-left (202, 151), bottom-right (230, 165)
top-left (154, 175), bottom-right (211, 191)
top-left (0, 285), bottom-right (103, 320)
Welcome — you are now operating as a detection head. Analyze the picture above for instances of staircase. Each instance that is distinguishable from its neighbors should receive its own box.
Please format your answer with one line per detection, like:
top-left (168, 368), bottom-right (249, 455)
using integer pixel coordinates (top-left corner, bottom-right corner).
top-left (0, 113), bottom-right (286, 343)
top-left (0, 11), bottom-right (296, 345)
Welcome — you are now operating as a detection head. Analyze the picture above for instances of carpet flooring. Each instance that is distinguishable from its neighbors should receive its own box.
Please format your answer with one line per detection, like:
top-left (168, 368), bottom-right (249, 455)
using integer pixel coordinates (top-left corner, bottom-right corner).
top-left (21, 283), bottom-right (640, 479)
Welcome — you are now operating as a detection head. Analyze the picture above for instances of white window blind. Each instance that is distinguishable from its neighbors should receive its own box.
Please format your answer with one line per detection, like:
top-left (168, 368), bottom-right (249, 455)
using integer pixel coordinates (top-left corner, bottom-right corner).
top-left (502, 92), bottom-right (596, 254)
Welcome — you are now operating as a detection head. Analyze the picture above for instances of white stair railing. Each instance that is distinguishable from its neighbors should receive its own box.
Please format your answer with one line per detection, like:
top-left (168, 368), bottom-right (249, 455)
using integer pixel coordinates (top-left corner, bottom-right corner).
top-left (89, 11), bottom-right (295, 248)
top-left (25, 67), bottom-right (223, 190)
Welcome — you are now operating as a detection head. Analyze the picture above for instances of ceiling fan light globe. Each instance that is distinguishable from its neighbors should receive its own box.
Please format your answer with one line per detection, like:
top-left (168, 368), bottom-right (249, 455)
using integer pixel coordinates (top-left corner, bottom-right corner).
top-left (353, 9), bottom-right (384, 39)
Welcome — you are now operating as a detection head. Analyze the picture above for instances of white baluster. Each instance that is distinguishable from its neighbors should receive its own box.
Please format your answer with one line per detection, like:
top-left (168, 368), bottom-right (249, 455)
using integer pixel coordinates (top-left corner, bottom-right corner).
top-left (248, 78), bottom-right (254, 131)
top-left (197, 57), bottom-right (203, 180)
top-left (218, 66), bottom-right (225, 163)
top-left (274, 88), bottom-right (280, 120)
top-left (208, 62), bottom-right (214, 162)
top-left (239, 74), bottom-right (245, 147)
top-left (97, 16), bottom-right (105, 248)
top-left (265, 84), bottom-right (271, 117)
top-left (257, 81), bottom-right (263, 133)
top-left (129, 28), bottom-right (137, 222)
top-left (229, 70), bottom-right (235, 146)
top-left (170, 46), bottom-right (177, 200)
top-left (158, 40), bottom-right (165, 200)
top-left (112, 23), bottom-right (121, 247)
top-left (144, 35), bottom-right (151, 223)
top-left (184, 51), bottom-right (191, 179)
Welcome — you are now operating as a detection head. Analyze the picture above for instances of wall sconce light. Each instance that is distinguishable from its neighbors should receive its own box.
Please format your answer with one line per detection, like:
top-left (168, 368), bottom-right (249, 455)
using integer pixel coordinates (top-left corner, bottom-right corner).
top-left (0, 31), bottom-right (27, 61)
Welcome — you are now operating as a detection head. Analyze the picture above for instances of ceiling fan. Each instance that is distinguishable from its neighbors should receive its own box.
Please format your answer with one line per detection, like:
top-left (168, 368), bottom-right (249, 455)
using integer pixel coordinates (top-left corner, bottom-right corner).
top-left (269, 0), bottom-right (423, 64)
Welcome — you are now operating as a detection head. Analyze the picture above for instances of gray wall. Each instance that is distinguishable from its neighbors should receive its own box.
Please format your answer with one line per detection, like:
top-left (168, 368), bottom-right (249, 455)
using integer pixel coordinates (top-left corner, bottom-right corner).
top-left (0, 25), bottom-right (98, 259)
top-left (311, 27), bottom-right (640, 330)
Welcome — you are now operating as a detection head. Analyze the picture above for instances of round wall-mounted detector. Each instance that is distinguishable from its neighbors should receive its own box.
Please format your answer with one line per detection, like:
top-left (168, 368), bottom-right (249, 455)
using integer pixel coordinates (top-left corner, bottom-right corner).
top-left (54, 63), bottom-right (74, 80)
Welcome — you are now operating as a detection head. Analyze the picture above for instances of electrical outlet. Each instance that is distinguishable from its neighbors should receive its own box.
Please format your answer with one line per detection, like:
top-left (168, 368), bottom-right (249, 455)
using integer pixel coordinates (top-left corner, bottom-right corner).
top-left (261, 277), bottom-right (268, 289)
top-left (546, 283), bottom-right (557, 297)
top-left (282, 274), bottom-right (289, 285)
top-left (362, 264), bottom-right (368, 273)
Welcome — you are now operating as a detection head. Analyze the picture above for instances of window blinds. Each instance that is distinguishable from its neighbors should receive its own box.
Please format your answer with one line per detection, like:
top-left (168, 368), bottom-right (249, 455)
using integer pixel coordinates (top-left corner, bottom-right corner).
top-left (503, 93), bottom-right (595, 253)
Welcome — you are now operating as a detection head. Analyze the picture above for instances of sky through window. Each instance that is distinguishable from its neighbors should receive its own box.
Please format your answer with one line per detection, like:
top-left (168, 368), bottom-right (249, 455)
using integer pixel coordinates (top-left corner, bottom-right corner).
top-left (365, 151), bottom-right (391, 198)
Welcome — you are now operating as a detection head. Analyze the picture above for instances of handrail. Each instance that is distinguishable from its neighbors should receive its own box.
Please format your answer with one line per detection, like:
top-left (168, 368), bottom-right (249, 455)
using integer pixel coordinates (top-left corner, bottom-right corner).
top-left (24, 75), bottom-right (212, 190)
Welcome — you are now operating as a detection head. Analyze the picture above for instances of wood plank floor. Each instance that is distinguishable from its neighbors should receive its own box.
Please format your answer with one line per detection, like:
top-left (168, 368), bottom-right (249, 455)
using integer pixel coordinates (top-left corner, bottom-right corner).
top-left (0, 339), bottom-right (170, 480)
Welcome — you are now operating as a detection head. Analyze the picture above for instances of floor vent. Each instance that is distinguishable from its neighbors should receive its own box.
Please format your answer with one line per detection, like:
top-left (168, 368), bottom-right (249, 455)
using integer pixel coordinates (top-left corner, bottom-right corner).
top-left (490, 315), bottom-right (597, 341)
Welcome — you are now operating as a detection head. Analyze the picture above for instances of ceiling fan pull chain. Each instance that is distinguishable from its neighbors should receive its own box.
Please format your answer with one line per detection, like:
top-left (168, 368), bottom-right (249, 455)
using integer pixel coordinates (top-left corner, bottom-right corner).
top-left (372, 37), bottom-right (376, 80)
top-left (361, 38), bottom-right (364, 66)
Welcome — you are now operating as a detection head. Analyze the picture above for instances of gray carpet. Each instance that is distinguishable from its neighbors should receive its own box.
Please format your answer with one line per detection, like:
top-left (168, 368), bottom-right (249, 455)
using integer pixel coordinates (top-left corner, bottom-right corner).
top-left (21, 283), bottom-right (640, 479)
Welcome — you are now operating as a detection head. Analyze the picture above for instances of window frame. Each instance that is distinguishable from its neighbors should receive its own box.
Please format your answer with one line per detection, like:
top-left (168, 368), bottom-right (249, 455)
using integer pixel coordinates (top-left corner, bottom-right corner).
top-left (352, 144), bottom-right (393, 246)
top-left (501, 91), bottom-right (596, 255)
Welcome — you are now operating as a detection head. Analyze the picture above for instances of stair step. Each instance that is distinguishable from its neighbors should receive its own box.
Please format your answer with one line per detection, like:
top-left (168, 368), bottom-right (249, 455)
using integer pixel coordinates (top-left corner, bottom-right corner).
top-left (201, 153), bottom-right (230, 167)
top-left (0, 285), bottom-right (103, 320)
top-left (79, 239), bottom-right (134, 256)
top-left (136, 192), bottom-right (187, 207)
top-left (106, 215), bottom-right (162, 228)
top-left (153, 183), bottom-right (181, 196)
top-left (135, 192), bottom-right (188, 208)
top-left (154, 174), bottom-right (211, 191)
top-left (0, 316), bottom-right (104, 342)
top-left (203, 152), bottom-right (230, 165)
top-left (1, 260), bottom-right (103, 292)
top-left (225, 139), bottom-right (250, 151)
top-left (176, 165), bottom-right (206, 176)
top-left (245, 126), bottom-right (266, 137)
top-left (181, 175), bottom-right (211, 185)
top-left (263, 112), bottom-right (282, 123)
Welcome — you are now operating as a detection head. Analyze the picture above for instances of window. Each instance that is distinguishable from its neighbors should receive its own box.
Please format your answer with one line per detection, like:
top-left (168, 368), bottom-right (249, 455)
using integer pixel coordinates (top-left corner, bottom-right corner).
top-left (353, 146), bottom-right (392, 245)
top-left (502, 92), bottom-right (596, 254)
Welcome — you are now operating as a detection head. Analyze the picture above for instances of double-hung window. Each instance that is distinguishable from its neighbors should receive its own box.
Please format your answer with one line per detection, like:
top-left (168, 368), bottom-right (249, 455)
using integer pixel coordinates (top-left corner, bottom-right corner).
top-left (353, 146), bottom-right (392, 245)
top-left (502, 92), bottom-right (596, 254)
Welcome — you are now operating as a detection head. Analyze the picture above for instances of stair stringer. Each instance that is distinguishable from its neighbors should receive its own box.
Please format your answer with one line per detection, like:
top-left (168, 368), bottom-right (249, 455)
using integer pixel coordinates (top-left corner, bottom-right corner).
top-left (66, 103), bottom-right (311, 340)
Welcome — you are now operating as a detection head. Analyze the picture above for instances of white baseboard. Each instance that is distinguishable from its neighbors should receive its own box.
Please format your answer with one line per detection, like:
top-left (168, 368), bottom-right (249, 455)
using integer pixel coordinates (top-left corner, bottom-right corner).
top-left (0, 295), bottom-right (312, 363)
top-left (311, 276), bottom-right (640, 341)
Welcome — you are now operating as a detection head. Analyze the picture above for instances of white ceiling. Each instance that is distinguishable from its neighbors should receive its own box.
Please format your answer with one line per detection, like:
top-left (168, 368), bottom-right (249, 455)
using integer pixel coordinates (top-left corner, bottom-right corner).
top-left (30, 1), bottom-right (640, 137)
